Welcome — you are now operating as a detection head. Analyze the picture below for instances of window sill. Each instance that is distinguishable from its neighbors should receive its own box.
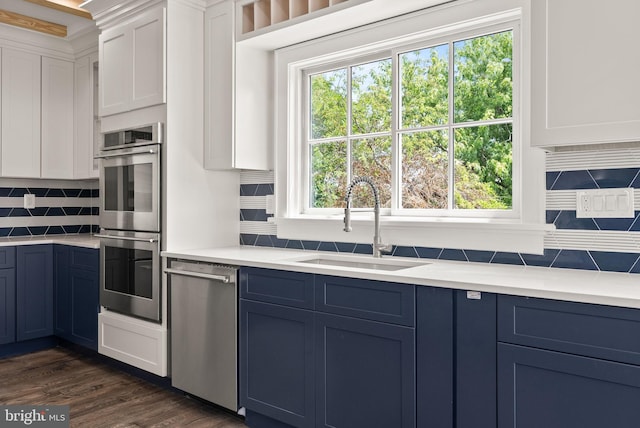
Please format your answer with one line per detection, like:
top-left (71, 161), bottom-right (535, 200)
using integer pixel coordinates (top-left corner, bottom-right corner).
top-left (275, 216), bottom-right (554, 255)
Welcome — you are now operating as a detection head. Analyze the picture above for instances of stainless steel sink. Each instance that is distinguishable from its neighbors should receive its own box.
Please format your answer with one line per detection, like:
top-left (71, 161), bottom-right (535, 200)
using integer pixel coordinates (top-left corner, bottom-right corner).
top-left (294, 254), bottom-right (429, 271)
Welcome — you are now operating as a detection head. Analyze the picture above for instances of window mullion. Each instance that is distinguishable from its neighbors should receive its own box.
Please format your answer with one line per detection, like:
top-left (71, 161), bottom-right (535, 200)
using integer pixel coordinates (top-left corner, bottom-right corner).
top-left (391, 52), bottom-right (400, 211)
top-left (447, 40), bottom-right (455, 211)
top-left (346, 65), bottom-right (353, 184)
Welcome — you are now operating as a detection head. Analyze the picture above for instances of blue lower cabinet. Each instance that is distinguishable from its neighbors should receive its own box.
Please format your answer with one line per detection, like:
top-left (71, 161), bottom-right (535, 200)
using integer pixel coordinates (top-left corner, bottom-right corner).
top-left (16, 245), bottom-right (53, 341)
top-left (54, 246), bottom-right (99, 350)
top-left (54, 246), bottom-right (71, 337)
top-left (240, 268), bottom-right (418, 428)
top-left (0, 266), bottom-right (16, 345)
top-left (240, 299), bottom-right (315, 428)
top-left (68, 267), bottom-right (99, 350)
top-left (416, 286), bottom-right (454, 428)
top-left (498, 343), bottom-right (640, 428)
top-left (456, 290), bottom-right (497, 428)
top-left (315, 313), bottom-right (415, 428)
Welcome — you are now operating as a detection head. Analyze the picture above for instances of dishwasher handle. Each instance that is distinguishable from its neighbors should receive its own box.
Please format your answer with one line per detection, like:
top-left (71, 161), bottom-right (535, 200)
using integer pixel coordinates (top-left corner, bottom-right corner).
top-left (164, 267), bottom-right (234, 284)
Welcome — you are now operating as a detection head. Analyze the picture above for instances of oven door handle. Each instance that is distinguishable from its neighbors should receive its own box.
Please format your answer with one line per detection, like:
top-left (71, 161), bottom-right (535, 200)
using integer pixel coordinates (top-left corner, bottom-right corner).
top-left (94, 148), bottom-right (157, 159)
top-left (95, 234), bottom-right (158, 243)
top-left (164, 268), bottom-right (233, 284)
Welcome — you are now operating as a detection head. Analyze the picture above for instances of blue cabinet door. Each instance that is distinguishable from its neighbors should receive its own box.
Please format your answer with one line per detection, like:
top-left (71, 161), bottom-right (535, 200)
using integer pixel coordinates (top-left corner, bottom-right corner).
top-left (54, 246), bottom-right (99, 350)
top-left (16, 245), bottom-right (53, 341)
top-left (315, 313), bottom-right (415, 428)
top-left (69, 265), bottom-right (99, 350)
top-left (456, 291), bottom-right (497, 428)
top-left (0, 267), bottom-right (16, 345)
top-left (498, 343), bottom-right (640, 428)
top-left (416, 286), bottom-right (454, 428)
top-left (53, 245), bottom-right (71, 337)
top-left (240, 299), bottom-right (315, 428)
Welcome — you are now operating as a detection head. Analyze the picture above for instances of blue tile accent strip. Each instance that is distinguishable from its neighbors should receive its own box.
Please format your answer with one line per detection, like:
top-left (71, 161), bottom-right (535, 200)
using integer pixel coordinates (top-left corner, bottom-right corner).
top-left (520, 249), bottom-right (560, 268)
top-left (589, 168), bottom-right (639, 188)
top-left (240, 209), bottom-right (271, 222)
top-left (549, 171), bottom-right (598, 190)
top-left (590, 251), bottom-right (640, 273)
top-left (240, 184), bottom-right (274, 196)
top-left (551, 250), bottom-right (598, 271)
top-left (553, 211), bottom-right (599, 230)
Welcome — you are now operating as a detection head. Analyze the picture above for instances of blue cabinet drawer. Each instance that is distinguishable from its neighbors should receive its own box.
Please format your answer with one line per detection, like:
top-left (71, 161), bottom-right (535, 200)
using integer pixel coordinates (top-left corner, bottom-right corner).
top-left (240, 267), bottom-right (314, 309)
top-left (0, 247), bottom-right (16, 269)
top-left (315, 275), bottom-right (415, 326)
top-left (498, 295), bottom-right (640, 365)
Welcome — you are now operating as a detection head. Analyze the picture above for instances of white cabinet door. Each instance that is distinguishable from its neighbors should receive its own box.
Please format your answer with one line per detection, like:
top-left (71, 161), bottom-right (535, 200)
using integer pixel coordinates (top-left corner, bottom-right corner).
top-left (74, 54), bottom-right (99, 179)
top-left (204, 0), bottom-right (234, 170)
top-left (131, 7), bottom-right (166, 111)
top-left (531, 0), bottom-right (640, 147)
top-left (42, 57), bottom-right (74, 179)
top-left (1, 48), bottom-right (41, 178)
top-left (99, 25), bottom-right (131, 116)
top-left (99, 6), bottom-right (165, 117)
top-left (204, 1), bottom-right (271, 170)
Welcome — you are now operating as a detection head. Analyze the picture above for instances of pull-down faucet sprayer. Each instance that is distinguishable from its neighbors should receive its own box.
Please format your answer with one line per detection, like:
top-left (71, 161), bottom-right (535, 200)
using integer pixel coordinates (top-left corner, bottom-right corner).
top-left (343, 177), bottom-right (392, 258)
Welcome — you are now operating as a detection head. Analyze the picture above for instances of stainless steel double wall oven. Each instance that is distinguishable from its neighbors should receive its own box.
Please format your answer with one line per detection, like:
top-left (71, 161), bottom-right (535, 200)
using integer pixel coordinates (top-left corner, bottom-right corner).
top-left (96, 123), bottom-right (163, 322)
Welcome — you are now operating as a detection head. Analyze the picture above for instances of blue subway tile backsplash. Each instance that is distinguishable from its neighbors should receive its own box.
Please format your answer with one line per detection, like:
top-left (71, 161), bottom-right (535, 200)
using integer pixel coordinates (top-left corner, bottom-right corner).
top-left (0, 183), bottom-right (98, 238)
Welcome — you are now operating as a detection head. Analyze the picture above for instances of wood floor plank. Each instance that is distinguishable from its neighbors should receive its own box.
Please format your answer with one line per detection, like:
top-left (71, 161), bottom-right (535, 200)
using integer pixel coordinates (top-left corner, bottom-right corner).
top-left (0, 347), bottom-right (247, 428)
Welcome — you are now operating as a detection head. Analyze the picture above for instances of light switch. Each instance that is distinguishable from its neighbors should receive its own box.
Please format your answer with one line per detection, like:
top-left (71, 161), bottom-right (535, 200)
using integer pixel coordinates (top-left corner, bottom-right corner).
top-left (576, 188), bottom-right (634, 218)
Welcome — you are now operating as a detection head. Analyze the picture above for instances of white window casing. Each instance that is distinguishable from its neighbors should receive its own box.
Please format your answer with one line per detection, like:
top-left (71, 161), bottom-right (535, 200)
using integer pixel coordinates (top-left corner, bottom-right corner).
top-left (274, 0), bottom-right (552, 254)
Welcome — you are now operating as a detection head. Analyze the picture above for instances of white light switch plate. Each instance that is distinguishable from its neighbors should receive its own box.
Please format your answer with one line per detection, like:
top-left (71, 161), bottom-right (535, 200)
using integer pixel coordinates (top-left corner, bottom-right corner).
top-left (576, 188), bottom-right (634, 218)
top-left (23, 194), bottom-right (36, 209)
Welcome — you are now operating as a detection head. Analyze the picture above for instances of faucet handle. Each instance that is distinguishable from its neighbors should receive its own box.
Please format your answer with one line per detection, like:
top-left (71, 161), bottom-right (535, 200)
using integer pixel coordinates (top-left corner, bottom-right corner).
top-left (343, 208), bottom-right (352, 232)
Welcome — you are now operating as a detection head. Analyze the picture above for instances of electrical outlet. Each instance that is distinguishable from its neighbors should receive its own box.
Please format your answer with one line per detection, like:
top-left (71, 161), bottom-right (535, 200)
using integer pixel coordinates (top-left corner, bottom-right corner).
top-left (576, 188), bottom-right (634, 218)
top-left (265, 194), bottom-right (275, 215)
top-left (24, 194), bottom-right (36, 209)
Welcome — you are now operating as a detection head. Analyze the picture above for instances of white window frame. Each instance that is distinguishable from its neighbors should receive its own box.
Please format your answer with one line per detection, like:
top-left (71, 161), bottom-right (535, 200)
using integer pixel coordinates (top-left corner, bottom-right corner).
top-left (274, 0), bottom-right (551, 254)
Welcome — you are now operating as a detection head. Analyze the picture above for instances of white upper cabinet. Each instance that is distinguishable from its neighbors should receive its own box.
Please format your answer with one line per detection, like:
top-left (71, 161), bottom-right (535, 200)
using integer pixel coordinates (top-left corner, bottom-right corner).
top-left (531, 0), bottom-right (640, 148)
top-left (204, 1), bottom-right (272, 171)
top-left (41, 56), bottom-right (75, 179)
top-left (99, 6), bottom-right (166, 117)
top-left (74, 53), bottom-right (99, 179)
top-left (1, 48), bottom-right (41, 178)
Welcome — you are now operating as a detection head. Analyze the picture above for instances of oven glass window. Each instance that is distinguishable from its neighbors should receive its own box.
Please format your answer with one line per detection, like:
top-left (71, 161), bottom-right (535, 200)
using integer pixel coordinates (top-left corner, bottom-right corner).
top-left (104, 164), bottom-right (153, 213)
top-left (104, 246), bottom-right (153, 299)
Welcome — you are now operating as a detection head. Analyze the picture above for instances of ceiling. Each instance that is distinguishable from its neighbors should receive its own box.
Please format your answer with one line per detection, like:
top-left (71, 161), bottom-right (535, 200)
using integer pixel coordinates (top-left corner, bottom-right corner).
top-left (0, 0), bottom-right (95, 39)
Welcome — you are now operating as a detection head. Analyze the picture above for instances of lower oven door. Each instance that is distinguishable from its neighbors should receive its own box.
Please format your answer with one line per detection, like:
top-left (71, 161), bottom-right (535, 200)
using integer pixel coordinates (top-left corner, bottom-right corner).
top-left (97, 229), bottom-right (161, 322)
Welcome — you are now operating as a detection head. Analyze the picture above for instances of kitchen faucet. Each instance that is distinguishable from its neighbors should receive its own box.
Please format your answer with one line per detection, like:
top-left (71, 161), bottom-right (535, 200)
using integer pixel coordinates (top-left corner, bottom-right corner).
top-left (343, 176), bottom-right (392, 258)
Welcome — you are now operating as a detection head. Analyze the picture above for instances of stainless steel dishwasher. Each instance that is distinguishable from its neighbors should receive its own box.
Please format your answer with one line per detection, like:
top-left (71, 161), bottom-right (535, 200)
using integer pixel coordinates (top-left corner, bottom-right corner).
top-left (165, 260), bottom-right (238, 411)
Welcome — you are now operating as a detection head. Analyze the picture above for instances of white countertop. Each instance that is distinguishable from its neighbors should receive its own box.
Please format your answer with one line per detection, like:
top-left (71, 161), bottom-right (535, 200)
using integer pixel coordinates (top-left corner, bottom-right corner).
top-left (163, 246), bottom-right (640, 309)
top-left (0, 234), bottom-right (100, 249)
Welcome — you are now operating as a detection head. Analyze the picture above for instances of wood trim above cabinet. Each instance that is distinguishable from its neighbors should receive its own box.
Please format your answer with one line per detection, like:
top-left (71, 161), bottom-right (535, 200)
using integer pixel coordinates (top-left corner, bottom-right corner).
top-left (0, 9), bottom-right (67, 37)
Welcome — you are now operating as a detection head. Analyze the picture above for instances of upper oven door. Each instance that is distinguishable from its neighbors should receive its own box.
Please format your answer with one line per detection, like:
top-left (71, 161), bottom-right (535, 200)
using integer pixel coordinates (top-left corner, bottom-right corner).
top-left (98, 145), bottom-right (160, 232)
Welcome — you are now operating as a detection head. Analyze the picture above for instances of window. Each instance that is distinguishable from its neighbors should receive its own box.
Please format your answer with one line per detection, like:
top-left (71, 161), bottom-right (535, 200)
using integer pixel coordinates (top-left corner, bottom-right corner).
top-left (306, 30), bottom-right (514, 215)
top-left (275, 1), bottom-right (549, 254)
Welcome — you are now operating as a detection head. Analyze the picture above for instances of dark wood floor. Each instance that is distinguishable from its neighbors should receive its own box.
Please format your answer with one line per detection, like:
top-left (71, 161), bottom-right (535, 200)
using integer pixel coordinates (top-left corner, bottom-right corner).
top-left (0, 347), bottom-right (248, 428)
